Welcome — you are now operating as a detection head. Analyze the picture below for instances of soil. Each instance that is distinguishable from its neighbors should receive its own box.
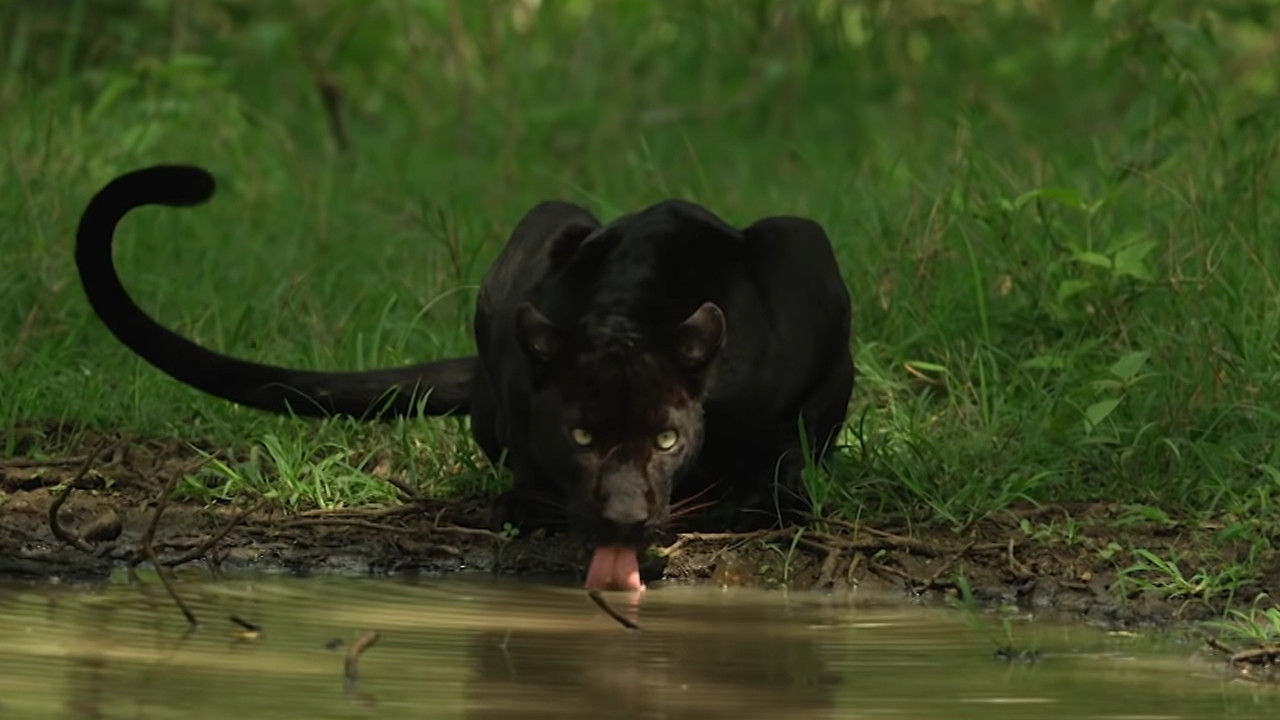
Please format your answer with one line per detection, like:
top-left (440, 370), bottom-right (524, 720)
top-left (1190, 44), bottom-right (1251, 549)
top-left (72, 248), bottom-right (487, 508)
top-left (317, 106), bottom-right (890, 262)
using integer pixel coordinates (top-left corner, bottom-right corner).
top-left (4, 423), bottom-right (1278, 631)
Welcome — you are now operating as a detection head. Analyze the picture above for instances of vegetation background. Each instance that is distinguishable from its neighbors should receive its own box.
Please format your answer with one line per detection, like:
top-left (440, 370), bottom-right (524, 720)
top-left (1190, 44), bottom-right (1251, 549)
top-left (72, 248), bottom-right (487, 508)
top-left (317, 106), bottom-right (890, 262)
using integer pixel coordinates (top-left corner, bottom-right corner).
top-left (3, 0), bottom-right (1279, 567)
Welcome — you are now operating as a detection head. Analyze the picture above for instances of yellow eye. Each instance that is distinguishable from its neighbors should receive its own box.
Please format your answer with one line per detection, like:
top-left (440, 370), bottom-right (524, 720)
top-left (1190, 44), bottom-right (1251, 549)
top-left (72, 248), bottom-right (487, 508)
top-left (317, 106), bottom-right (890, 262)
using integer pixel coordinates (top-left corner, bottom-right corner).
top-left (655, 430), bottom-right (679, 451)
top-left (570, 428), bottom-right (593, 447)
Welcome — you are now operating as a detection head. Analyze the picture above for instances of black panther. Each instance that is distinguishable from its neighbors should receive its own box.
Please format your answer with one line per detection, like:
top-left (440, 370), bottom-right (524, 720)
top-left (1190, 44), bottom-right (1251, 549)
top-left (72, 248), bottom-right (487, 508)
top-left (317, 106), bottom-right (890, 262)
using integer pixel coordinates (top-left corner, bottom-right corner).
top-left (75, 165), bottom-right (854, 590)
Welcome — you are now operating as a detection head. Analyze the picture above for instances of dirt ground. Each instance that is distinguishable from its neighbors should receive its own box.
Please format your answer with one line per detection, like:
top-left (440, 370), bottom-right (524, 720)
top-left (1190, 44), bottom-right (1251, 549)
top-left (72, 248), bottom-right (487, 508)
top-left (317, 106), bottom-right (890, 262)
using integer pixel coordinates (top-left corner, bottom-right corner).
top-left (3, 424), bottom-right (1277, 631)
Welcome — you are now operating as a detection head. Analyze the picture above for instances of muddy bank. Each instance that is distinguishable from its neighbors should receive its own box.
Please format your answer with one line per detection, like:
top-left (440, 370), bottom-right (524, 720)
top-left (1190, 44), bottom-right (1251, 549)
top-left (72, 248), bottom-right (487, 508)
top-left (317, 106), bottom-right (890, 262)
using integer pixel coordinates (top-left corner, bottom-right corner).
top-left (3, 426), bottom-right (1276, 630)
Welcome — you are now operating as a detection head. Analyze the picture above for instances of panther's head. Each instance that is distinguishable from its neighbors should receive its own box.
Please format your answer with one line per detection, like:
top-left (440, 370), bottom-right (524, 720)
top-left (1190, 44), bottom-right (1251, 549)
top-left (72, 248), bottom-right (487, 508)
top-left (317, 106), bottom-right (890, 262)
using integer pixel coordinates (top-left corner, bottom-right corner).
top-left (515, 300), bottom-right (726, 591)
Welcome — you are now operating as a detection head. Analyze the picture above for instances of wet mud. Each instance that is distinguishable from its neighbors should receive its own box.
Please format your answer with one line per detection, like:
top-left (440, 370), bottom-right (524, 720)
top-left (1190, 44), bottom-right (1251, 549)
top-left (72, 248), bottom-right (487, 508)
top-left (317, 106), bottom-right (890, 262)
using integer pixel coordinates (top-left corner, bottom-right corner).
top-left (3, 423), bottom-right (1277, 630)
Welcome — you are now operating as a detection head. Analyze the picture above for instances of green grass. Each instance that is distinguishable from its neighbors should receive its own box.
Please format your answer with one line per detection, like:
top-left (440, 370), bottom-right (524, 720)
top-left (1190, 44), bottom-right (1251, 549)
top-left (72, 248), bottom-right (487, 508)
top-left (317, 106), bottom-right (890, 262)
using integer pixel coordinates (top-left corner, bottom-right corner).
top-left (4, 1), bottom-right (1280, 563)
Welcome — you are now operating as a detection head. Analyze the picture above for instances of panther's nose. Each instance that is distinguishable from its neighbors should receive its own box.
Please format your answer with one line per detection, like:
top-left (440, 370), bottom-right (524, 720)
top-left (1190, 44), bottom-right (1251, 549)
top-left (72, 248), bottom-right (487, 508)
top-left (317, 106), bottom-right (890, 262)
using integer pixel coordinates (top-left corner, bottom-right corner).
top-left (601, 493), bottom-right (648, 527)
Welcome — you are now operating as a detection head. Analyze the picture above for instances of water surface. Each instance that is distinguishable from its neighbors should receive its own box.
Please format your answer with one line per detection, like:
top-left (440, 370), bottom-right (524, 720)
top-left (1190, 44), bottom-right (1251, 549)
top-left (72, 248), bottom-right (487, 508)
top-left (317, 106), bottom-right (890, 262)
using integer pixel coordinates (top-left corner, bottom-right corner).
top-left (0, 573), bottom-right (1273, 719)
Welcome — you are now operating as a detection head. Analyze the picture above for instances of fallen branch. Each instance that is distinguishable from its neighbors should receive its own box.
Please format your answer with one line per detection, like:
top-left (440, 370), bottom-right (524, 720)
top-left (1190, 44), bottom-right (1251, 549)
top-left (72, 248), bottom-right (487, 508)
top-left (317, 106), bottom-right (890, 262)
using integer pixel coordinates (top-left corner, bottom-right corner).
top-left (1205, 637), bottom-right (1280, 669)
top-left (1007, 537), bottom-right (1036, 580)
top-left (283, 517), bottom-right (417, 534)
top-left (1, 456), bottom-right (91, 469)
top-left (917, 540), bottom-right (976, 591)
top-left (869, 561), bottom-right (915, 584)
top-left (47, 439), bottom-right (112, 553)
top-left (429, 507), bottom-right (504, 540)
top-left (814, 546), bottom-right (843, 588)
top-left (382, 475), bottom-right (420, 503)
top-left (162, 499), bottom-right (268, 567)
top-left (142, 473), bottom-right (198, 628)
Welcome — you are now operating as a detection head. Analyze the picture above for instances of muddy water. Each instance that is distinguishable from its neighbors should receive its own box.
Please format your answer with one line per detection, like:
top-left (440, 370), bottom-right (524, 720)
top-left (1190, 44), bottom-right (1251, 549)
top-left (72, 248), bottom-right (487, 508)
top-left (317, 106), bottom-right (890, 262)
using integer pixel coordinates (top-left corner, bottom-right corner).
top-left (0, 574), bottom-right (1274, 719)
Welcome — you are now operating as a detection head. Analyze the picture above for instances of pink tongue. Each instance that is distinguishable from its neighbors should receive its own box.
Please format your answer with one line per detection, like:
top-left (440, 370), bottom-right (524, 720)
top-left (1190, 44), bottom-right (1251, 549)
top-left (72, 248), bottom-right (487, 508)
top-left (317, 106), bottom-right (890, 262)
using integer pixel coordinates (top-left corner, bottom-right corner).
top-left (584, 545), bottom-right (644, 591)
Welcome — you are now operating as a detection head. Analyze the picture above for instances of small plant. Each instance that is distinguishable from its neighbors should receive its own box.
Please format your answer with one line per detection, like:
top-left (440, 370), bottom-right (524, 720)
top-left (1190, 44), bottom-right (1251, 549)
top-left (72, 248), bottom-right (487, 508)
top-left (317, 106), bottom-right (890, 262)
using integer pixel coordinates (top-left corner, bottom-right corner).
top-left (1203, 605), bottom-right (1280, 645)
top-left (1116, 548), bottom-right (1256, 614)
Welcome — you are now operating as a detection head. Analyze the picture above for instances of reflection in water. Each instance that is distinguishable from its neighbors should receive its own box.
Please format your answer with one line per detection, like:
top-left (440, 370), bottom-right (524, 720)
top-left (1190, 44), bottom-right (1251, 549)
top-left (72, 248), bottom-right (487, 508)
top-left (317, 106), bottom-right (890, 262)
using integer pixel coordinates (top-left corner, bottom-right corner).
top-left (0, 574), bottom-right (1279, 719)
top-left (463, 591), bottom-right (840, 719)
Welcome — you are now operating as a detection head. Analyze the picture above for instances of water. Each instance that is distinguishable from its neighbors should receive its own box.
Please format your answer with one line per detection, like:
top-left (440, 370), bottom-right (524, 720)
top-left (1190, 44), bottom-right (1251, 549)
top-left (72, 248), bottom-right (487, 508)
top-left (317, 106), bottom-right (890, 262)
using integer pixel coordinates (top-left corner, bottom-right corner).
top-left (0, 573), bottom-right (1275, 719)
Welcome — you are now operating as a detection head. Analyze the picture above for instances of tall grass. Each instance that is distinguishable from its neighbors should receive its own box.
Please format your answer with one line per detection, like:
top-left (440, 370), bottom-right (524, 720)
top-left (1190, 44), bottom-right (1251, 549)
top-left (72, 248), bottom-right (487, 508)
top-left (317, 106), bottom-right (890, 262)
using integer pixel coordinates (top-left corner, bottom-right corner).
top-left (2, 1), bottom-right (1278, 530)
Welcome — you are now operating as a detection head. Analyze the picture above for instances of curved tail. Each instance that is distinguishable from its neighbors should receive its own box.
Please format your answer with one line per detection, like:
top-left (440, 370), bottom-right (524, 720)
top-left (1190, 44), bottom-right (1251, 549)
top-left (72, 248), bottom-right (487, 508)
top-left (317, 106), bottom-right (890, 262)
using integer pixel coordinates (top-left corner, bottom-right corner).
top-left (75, 165), bottom-right (475, 420)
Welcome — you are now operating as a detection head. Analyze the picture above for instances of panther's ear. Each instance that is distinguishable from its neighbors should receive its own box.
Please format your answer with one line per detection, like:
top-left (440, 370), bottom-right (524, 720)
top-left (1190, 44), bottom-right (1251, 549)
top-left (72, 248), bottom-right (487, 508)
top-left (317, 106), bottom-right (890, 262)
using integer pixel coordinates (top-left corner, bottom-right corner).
top-left (672, 302), bottom-right (726, 370)
top-left (547, 220), bottom-right (600, 270)
top-left (515, 303), bottom-right (563, 363)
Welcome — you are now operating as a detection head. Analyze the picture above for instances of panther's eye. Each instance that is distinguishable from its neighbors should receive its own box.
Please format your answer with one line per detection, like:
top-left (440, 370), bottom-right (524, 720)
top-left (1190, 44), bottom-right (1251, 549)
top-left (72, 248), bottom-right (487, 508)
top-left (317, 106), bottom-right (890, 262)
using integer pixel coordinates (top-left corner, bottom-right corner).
top-left (570, 428), bottom-right (594, 447)
top-left (655, 429), bottom-right (679, 451)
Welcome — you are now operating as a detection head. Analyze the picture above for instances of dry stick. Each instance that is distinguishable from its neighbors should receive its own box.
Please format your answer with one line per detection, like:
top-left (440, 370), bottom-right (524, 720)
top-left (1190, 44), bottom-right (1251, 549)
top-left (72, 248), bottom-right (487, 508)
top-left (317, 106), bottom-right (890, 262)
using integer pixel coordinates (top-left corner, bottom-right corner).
top-left (805, 518), bottom-right (946, 557)
top-left (845, 552), bottom-right (865, 585)
top-left (2, 456), bottom-right (90, 469)
top-left (281, 514), bottom-right (502, 541)
top-left (814, 546), bottom-right (844, 588)
top-left (1222, 645), bottom-right (1280, 669)
top-left (142, 474), bottom-right (198, 628)
top-left (675, 527), bottom-right (799, 545)
top-left (1205, 636), bottom-right (1238, 657)
top-left (429, 507), bottom-right (504, 539)
top-left (162, 499), bottom-right (268, 568)
top-left (284, 517), bottom-right (418, 534)
top-left (47, 439), bottom-right (113, 553)
top-left (296, 505), bottom-right (420, 519)
top-left (587, 591), bottom-right (641, 631)
top-left (379, 474), bottom-right (421, 503)
top-left (1007, 537), bottom-right (1036, 580)
top-left (918, 540), bottom-right (976, 590)
top-left (344, 630), bottom-right (382, 689)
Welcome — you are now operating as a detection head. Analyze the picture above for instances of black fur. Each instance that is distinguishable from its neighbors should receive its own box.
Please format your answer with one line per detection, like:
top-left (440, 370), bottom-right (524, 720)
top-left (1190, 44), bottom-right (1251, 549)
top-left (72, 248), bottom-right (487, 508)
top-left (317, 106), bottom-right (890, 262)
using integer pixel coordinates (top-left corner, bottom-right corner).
top-left (76, 165), bottom-right (855, 554)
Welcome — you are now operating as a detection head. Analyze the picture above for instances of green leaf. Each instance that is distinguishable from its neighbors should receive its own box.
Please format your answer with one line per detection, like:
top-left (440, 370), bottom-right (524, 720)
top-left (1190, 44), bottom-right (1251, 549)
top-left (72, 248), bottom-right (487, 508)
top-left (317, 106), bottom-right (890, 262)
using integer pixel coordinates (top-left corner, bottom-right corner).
top-left (1071, 251), bottom-right (1112, 269)
top-left (1084, 398), bottom-right (1121, 432)
top-left (1258, 463), bottom-right (1280, 485)
top-left (1019, 353), bottom-right (1068, 370)
top-left (1056, 278), bottom-right (1092, 302)
top-left (904, 360), bottom-right (948, 374)
top-left (1109, 350), bottom-right (1150, 381)
top-left (1112, 240), bottom-right (1157, 281)
top-left (1012, 187), bottom-right (1084, 211)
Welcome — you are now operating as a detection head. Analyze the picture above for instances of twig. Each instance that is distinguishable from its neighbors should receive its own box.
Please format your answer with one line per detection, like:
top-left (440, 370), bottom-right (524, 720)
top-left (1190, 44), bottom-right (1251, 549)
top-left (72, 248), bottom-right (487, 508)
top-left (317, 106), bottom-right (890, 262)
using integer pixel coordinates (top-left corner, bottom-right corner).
top-left (814, 546), bottom-right (843, 588)
top-left (162, 499), bottom-right (268, 567)
top-left (870, 561), bottom-right (915, 584)
top-left (382, 475), bottom-right (421, 502)
top-left (297, 503), bottom-right (424, 520)
top-left (1, 456), bottom-right (89, 469)
top-left (846, 552), bottom-right (864, 584)
top-left (1228, 645), bottom-right (1280, 666)
top-left (658, 537), bottom-right (686, 557)
top-left (1007, 537), bottom-right (1036, 580)
top-left (917, 540), bottom-right (975, 590)
top-left (142, 473), bottom-right (198, 628)
top-left (282, 518), bottom-right (417, 534)
top-left (344, 630), bottom-right (382, 690)
top-left (229, 615), bottom-right (264, 640)
top-left (804, 518), bottom-right (946, 557)
top-left (47, 439), bottom-right (111, 553)
top-left (430, 507), bottom-right (503, 539)
top-left (675, 527), bottom-right (798, 545)
top-left (1205, 636), bottom-right (1237, 657)
top-left (587, 590), bottom-right (641, 631)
